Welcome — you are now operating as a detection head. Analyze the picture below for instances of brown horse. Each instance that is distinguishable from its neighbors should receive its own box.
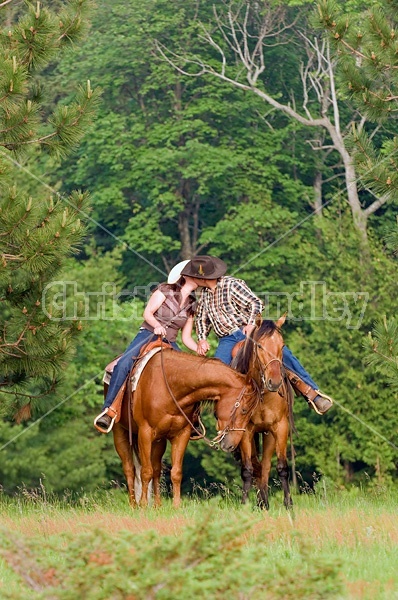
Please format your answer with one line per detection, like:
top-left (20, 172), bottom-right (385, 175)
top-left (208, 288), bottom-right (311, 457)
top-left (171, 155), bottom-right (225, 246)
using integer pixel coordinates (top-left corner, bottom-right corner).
top-left (233, 315), bottom-right (293, 509)
top-left (111, 349), bottom-right (259, 508)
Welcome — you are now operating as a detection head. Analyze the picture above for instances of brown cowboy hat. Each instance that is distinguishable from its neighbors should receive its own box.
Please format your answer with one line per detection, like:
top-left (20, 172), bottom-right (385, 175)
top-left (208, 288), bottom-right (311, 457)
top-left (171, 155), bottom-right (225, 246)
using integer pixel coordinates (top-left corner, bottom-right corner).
top-left (180, 255), bottom-right (227, 280)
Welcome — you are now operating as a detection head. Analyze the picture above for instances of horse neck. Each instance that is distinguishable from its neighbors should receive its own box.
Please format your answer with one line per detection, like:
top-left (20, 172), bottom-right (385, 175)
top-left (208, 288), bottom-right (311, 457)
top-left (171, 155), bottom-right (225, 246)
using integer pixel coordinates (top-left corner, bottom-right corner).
top-left (246, 344), bottom-right (262, 387)
top-left (192, 359), bottom-right (242, 390)
top-left (170, 355), bottom-right (244, 400)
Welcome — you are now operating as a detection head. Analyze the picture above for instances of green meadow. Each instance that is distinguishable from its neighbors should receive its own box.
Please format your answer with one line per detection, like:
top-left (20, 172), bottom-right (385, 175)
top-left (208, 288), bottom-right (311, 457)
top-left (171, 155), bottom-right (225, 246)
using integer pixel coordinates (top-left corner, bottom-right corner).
top-left (0, 486), bottom-right (397, 599)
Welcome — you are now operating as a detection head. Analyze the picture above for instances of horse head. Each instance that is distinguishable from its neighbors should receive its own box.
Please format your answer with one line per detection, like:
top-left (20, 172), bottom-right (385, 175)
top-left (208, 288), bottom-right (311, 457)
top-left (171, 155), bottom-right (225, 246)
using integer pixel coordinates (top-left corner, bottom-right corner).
top-left (253, 314), bottom-right (286, 393)
top-left (214, 381), bottom-right (258, 452)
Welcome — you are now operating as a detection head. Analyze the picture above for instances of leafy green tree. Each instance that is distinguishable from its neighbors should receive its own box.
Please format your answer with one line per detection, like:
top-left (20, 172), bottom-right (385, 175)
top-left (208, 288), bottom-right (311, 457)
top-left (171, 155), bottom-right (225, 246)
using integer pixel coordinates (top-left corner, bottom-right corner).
top-left (0, 0), bottom-right (99, 416)
top-left (319, 0), bottom-right (398, 415)
top-left (160, 0), bottom-right (398, 246)
top-left (317, 0), bottom-right (398, 228)
top-left (46, 0), bottom-right (319, 284)
top-left (196, 205), bottom-right (398, 485)
top-left (364, 223), bottom-right (398, 391)
top-left (2, 0), bottom-right (395, 495)
top-left (0, 247), bottom-right (146, 494)
top-left (365, 316), bottom-right (398, 392)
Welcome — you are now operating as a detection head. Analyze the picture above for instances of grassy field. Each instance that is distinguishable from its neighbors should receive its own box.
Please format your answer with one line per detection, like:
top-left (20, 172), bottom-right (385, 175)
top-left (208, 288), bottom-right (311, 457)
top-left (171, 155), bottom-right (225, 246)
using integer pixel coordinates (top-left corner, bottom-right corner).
top-left (0, 484), bottom-right (397, 599)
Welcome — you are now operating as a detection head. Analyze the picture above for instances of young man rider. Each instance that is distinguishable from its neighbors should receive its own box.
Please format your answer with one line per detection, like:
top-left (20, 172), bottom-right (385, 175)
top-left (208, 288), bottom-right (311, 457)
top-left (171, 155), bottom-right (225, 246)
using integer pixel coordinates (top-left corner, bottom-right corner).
top-left (180, 255), bottom-right (333, 415)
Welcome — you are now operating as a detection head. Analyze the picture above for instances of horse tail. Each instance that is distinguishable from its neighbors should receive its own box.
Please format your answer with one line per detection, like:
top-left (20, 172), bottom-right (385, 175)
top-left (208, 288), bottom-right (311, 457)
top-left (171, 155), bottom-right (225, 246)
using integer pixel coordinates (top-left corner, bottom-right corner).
top-left (131, 437), bottom-right (143, 502)
top-left (131, 436), bottom-right (154, 504)
top-left (132, 437), bottom-right (141, 470)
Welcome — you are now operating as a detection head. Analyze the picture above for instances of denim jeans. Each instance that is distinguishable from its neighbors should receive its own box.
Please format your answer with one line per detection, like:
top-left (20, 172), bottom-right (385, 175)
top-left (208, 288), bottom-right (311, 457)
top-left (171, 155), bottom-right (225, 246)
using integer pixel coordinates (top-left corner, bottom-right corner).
top-left (214, 329), bottom-right (246, 365)
top-left (282, 346), bottom-right (318, 390)
top-left (103, 328), bottom-right (179, 409)
top-left (215, 330), bottom-right (318, 391)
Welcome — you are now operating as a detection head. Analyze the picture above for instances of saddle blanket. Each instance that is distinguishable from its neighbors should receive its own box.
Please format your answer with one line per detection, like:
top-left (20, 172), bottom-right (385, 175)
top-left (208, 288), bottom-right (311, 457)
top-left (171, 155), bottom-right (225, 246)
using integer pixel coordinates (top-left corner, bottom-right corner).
top-left (102, 347), bottom-right (162, 390)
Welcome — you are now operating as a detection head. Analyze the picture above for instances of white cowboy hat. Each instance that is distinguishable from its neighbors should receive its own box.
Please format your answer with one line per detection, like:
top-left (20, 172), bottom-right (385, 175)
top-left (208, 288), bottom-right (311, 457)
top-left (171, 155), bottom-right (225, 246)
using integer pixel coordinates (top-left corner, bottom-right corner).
top-left (167, 260), bottom-right (190, 284)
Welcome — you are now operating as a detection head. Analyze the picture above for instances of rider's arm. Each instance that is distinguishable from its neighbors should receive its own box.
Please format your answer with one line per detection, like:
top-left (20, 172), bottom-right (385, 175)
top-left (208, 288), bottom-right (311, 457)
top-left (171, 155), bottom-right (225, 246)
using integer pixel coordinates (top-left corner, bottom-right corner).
top-left (143, 289), bottom-right (167, 335)
top-left (195, 292), bottom-right (211, 341)
top-left (231, 279), bottom-right (263, 326)
top-left (181, 316), bottom-right (198, 352)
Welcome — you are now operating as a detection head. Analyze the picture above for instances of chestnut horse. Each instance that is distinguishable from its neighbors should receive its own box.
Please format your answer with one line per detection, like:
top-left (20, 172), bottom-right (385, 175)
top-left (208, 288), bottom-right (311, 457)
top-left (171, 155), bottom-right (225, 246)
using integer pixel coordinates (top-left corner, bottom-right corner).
top-left (111, 349), bottom-right (259, 508)
top-left (233, 315), bottom-right (294, 509)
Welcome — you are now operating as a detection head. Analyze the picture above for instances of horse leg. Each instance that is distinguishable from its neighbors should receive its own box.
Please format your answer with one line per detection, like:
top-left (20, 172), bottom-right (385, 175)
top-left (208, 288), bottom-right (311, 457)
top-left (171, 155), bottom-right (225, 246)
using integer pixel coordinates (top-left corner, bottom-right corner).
top-left (137, 427), bottom-right (154, 507)
top-left (170, 427), bottom-right (192, 508)
top-left (239, 432), bottom-right (254, 504)
top-left (112, 424), bottom-right (137, 507)
top-left (151, 438), bottom-right (167, 508)
top-left (274, 420), bottom-right (293, 509)
top-left (257, 432), bottom-right (276, 510)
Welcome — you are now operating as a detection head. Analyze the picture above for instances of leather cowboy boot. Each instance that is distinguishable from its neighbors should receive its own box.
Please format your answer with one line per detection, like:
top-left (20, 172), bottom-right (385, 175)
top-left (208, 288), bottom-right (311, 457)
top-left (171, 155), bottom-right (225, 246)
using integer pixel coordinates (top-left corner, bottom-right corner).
top-left (285, 369), bottom-right (333, 415)
top-left (94, 377), bottom-right (128, 433)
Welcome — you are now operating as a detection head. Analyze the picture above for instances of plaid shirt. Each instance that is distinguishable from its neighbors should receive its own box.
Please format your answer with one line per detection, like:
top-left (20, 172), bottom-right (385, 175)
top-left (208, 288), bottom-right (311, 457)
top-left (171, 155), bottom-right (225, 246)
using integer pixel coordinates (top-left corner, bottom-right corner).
top-left (195, 276), bottom-right (263, 340)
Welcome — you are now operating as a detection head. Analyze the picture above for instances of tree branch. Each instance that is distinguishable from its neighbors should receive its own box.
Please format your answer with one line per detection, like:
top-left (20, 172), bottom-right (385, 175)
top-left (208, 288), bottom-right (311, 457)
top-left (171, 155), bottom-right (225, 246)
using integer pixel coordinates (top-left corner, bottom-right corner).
top-left (363, 189), bottom-right (390, 217)
top-left (156, 42), bottom-right (329, 128)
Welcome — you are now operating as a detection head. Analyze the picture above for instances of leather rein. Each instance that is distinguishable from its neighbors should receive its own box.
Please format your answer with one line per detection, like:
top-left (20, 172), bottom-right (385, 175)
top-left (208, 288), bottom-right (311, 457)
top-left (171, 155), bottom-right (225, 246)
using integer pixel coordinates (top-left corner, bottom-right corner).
top-left (159, 340), bottom-right (253, 448)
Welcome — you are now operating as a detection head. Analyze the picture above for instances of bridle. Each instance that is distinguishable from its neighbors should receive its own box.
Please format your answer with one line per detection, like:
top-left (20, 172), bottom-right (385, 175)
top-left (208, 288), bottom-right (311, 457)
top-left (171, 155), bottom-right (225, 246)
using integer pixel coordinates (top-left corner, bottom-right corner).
top-left (249, 337), bottom-right (284, 394)
top-left (211, 384), bottom-right (250, 446)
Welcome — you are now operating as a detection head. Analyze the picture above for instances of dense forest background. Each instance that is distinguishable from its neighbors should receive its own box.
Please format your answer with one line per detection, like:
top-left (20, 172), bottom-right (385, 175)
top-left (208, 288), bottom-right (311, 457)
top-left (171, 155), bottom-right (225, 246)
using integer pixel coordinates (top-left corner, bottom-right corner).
top-left (0, 0), bottom-right (397, 496)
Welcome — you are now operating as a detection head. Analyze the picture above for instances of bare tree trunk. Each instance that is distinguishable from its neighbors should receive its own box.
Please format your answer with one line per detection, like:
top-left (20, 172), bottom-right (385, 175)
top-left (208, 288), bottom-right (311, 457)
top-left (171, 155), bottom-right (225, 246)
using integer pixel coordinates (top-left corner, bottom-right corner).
top-left (343, 460), bottom-right (354, 483)
top-left (313, 171), bottom-right (323, 215)
top-left (178, 210), bottom-right (193, 259)
top-left (328, 126), bottom-right (369, 245)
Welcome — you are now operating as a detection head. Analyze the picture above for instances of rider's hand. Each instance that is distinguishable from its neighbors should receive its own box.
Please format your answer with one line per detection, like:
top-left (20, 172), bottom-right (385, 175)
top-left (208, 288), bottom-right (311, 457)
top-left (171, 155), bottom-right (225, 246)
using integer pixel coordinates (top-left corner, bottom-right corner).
top-left (154, 325), bottom-right (167, 337)
top-left (242, 323), bottom-right (256, 337)
top-left (196, 340), bottom-right (210, 356)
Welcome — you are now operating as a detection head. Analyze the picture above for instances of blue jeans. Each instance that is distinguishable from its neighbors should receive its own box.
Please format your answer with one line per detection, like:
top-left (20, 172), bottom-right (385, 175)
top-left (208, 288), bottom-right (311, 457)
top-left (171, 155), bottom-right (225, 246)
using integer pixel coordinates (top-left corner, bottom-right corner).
top-left (215, 330), bottom-right (318, 390)
top-left (215, 329), bottom-right (246, 364)
top-left (103, 328), bottom-right (179, 409)
top-left (282, 346), bottom-right (318, 390)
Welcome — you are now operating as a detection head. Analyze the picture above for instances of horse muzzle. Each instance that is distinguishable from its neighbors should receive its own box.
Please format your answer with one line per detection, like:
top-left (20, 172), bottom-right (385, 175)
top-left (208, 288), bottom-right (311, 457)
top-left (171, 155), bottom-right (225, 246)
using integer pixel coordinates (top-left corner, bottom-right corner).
top-left (215, 428), bottom-right (245, 453)
top-left (220, 437), bottom-right (237, 452)
top-left (266, 378), bottom-right (282, 392)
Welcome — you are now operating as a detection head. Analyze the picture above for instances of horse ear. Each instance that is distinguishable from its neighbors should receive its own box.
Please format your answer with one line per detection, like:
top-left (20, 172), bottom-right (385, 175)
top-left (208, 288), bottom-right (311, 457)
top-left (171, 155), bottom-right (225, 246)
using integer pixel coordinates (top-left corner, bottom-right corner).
top-left (275, 312), bottom-right (287, 328)
top-left (255, 313), bottom-right (262, 327)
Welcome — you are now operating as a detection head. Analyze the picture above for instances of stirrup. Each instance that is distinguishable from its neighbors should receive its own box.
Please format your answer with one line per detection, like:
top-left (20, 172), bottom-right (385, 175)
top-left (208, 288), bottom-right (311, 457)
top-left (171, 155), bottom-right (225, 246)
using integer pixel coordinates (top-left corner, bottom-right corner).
top-left (93, 409), bottom-right (116, 434)
top-left (307, 390), bottom-right (334, 415)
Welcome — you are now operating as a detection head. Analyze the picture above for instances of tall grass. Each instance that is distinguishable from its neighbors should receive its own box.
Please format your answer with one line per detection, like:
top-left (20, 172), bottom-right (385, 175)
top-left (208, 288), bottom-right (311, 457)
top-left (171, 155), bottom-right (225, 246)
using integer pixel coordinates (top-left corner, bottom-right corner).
top-left (0, 484), bottom-right (397, 599)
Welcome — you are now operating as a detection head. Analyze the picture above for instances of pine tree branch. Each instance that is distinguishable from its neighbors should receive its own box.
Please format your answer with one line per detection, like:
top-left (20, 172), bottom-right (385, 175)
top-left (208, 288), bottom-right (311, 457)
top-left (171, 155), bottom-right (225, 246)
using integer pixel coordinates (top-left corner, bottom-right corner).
top-left (0, 207), bottom-right (30, 237)
top-left (57, 1), bottom-right (91, 44)
top-left (371, 347), bottom-right (398, 367)
top-left (1, 323), bottom-right (30, 352)
top-left (0, 0), bottom-right (14, 7)
top-left (0, 253), bottom-right (23, 260)
top-left (337, 38), bottom-right (368, 62)
top-left (0, 380), bottom-right (57, 399)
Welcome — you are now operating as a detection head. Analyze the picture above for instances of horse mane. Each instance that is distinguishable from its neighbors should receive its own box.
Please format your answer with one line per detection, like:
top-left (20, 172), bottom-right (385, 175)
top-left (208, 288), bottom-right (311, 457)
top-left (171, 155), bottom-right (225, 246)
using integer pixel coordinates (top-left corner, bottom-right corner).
top-left (234, 320), bottom-right (281, 375)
